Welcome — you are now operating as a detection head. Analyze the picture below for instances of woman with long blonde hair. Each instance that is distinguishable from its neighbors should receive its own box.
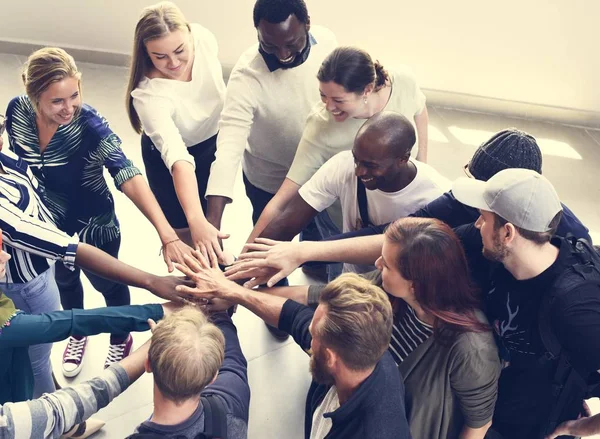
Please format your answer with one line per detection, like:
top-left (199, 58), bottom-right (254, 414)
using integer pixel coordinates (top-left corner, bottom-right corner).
top-left (5, 46), bottom-right (192, 380)
top-left (126, 2), bottom-right (228, 262)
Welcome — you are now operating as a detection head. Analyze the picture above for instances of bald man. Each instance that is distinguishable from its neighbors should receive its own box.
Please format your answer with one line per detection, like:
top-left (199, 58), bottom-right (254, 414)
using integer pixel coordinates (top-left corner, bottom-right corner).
top-left (258, 111), bottom-right (450, 273)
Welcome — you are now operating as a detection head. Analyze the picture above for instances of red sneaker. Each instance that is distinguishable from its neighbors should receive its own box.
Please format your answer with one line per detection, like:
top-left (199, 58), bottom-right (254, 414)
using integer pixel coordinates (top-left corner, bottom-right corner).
top-left (62, 336), bottom-right (88, 378)
top-left (104, 334), bottom-right (133, 369)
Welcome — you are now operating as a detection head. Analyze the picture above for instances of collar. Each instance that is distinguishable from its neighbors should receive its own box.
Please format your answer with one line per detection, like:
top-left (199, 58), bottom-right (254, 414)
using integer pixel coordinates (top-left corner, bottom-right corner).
top-left (259, 31), bottom-right (317, 72)
top-left (322, 352), bottom-right (394, 423)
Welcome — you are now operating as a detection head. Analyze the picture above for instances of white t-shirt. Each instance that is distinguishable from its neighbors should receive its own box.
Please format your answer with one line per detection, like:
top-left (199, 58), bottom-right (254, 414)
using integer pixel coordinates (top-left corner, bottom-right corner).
top-left (131, 23), bottom-right (226, 172)
top-left (206, 26), bottom-right (337, 199)
top-left (310, 386), bottom-right (340, 439)
top-left (299, 151), bottom-right (450, 234)
top-left (287, 66), bottom-right (426, 187)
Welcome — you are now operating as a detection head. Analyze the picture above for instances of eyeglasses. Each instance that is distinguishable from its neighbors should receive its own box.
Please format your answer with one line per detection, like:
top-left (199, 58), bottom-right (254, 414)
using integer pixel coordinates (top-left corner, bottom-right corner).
top-left (463, 162), bottom-right (474, 179)
top-left (0, 115), bottom-right (5, 137)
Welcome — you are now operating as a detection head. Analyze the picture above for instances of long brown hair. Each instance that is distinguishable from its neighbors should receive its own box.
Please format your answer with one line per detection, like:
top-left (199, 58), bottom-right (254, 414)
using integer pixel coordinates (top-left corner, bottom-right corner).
top-left (385, 217), bottom-right (489, 340)
top-left (125, 1), bottom-right (190, 133)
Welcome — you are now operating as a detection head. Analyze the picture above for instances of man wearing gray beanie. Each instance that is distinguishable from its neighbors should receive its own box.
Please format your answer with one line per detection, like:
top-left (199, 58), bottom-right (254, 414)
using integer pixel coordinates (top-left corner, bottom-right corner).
top-left (321, 128), bottom-right (591, 243)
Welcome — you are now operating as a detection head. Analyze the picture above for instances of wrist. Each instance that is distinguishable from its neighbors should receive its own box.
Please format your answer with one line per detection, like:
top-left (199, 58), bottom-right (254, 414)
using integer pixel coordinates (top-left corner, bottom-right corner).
top-left (159, 230), bottom-right (179, 245)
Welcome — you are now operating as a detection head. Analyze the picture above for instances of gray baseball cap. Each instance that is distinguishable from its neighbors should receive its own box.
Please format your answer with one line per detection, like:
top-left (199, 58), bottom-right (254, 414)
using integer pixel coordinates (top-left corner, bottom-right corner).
top-left (452, 168), bottom-right (562, 232)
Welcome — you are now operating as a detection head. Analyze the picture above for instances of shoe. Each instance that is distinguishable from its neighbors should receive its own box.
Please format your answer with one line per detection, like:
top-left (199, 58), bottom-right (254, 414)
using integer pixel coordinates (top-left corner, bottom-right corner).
top-left (62, 336), bottom-right (88, 378)
top-left (302, 264), bottom-right (329, 283)
top-left (265, 322), bottom-right (289, 341)
top-left (62, 417), bottom-right (105, 438)
top-left (104, 334), bottom-right (133, 369)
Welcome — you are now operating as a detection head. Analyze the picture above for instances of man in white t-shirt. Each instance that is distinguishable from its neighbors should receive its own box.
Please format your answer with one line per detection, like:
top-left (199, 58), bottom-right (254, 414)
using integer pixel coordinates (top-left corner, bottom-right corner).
top-left (205, 0), bottom-right (337, 229)
top-left (260, 111), bottom-right (450, 272)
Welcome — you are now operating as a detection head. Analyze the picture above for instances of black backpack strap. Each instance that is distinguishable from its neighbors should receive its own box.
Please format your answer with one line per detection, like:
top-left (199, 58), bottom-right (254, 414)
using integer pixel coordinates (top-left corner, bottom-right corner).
top-left (199, 394), bottom-right (228, 439)
top-left (356, 178), bottom-right (371, 228)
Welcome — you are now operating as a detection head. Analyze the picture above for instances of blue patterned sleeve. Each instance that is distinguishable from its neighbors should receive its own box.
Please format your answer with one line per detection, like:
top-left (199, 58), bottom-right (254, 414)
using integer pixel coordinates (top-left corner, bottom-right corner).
top-left (85, 105), bottom-right (142, 190)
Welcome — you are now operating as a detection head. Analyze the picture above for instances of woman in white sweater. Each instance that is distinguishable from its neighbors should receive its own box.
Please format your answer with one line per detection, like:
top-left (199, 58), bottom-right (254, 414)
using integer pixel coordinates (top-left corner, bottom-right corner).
top-left (126, 1), bottom-right (228, 261)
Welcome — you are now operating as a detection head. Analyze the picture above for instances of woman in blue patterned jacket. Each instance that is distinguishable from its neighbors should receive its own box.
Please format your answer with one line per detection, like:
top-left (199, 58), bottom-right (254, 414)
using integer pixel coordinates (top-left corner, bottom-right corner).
top-left (5, 47), bottom-right (194, 378)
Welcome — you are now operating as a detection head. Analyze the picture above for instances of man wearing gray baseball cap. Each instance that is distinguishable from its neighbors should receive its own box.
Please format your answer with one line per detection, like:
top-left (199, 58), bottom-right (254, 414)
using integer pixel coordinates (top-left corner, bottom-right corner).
top-left (452, 168), bottom-right (600, 439)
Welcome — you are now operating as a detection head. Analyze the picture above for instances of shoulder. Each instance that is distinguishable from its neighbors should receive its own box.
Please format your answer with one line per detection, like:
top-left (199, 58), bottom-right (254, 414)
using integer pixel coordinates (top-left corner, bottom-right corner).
top-left (229, 45), bottom-right (268, 79)
top-left (450, 326), bottom-right (500, 372)
top-left (6, 95), bottom-right (33, 122)
top-left (190, 23), bottom-right (218, 47)
top-left (305, 102), bottom-right (332, 128)
top-left (413, 160), bottom-right (452, 191)
top-left (77, 104), bottom-right (116, 140)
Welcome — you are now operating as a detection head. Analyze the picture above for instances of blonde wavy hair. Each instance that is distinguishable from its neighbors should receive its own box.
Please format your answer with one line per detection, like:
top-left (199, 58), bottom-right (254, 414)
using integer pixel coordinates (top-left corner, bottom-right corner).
top-left (22, 47), bottom-right (82, 114)
top-left (315, 273), bottom-right (393, 370)
top-left (125, 1), bottom-right (190, 133)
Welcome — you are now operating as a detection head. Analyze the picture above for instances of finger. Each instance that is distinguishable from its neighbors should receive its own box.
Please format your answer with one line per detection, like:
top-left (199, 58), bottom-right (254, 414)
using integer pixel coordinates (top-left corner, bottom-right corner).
top-left (240, 243), bottom-right (273, 253)
top-left (226, 266), bottom-right (264, 281)
top-left (176, 284), bottom-right (215, 297)
top-left (211, 238), bottom-right (224, 262)
top-left (208, 246), bottom-right (219, 269)
top-left (190, 250), bottom-right (210, 270)
top-left (244, 276), bottom-right (268, 289)
top-left (217, 232), bottom-right (230, 240)
top-left (254, 237), bottom-right (281, 246)
top-left (174, 262), bottom-right (196, 279)
top-left (199, 242), bottom-right (208, 260)
top-left (165, 255), bottom-right (174, 273)
top-left (267, 270), bottom-right (286, 288)
top-left (237, 252), bottom-right (270, 262)
top-left (148, 319), bottom-right (157, 332)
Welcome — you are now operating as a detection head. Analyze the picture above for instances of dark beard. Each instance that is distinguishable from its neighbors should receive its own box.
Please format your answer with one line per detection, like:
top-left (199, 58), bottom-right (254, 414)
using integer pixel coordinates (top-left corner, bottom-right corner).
top-left (310, 351), bottom-right (335, 385)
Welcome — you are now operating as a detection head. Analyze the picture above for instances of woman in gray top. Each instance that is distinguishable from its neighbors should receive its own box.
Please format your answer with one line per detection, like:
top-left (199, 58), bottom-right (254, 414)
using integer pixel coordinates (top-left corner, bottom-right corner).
top-left (370, 217), bottom-right (500, 438)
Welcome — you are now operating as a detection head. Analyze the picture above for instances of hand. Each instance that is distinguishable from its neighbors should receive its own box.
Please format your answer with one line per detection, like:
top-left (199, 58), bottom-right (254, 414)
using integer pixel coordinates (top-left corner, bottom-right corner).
top-left (160, 301), bottom-right (182, 316)
top-left (161, 238), bottom-right (195, 273)
top-left (190, 220), bottom-right (230, 264)
top-left (202, 297), bottom-right (235, 314)
top-left (0, 250), bottom-right (11, 278)
top-left (226, 238), bottom-right (303, 287)
top-left (545, 401), bottom-right (595, 439)
top-left (174, 249), bottom-right (236, 302)
top-left (148, 275), bottom-right (200, 305)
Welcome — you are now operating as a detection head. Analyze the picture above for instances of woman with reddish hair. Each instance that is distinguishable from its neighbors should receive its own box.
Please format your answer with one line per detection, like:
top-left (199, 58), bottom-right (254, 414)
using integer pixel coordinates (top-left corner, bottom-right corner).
top-left (374, 217), bottom-right (500, 439)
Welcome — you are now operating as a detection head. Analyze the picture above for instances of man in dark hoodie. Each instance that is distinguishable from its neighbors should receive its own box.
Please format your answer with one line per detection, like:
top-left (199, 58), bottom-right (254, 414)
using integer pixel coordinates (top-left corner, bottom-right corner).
top-left (176, 252), bottom-right (412, 439)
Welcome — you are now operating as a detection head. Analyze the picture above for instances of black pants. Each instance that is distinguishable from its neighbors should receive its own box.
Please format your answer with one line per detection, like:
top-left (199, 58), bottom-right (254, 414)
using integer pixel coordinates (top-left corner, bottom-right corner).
top-left (55, 236), bottom-right (130, 338)
top-left (243, 173), bottom-right (289, 287)
top-left (141, 133), bottom-right (217, 229)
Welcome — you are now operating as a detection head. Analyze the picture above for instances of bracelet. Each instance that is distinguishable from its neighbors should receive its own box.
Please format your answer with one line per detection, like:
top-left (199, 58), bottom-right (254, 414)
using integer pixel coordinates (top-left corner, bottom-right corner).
top-left (159, 238), bottom-right (181, 256)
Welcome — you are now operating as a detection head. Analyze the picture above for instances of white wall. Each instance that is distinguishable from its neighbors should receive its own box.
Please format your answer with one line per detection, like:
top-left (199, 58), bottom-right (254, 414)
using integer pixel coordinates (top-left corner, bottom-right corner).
top-left (1, 0), bottom-right (598, 113)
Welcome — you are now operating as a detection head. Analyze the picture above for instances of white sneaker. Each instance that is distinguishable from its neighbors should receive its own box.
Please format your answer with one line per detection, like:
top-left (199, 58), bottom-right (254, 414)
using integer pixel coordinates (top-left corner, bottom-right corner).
top-left (62, 336), bottom-right (87, 378)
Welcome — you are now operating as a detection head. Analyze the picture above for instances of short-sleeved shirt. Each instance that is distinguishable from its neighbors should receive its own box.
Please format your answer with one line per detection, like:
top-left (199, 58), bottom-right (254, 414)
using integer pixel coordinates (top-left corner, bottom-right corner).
top-left (6, 96), bottom-right (141, 247)
top-left (299, 151), bottom-right (449, 234)
top-left (455, 225), bottom-right (600, 427)
top-left (131, 23), bottom-right (226, 173)
top-left (287, 66), bottom-right (426, 187)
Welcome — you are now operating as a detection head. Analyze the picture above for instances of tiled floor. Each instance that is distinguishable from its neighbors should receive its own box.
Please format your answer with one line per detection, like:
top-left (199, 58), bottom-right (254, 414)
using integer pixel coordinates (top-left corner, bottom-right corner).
top-left (1, 52), bottom-right (599, 438)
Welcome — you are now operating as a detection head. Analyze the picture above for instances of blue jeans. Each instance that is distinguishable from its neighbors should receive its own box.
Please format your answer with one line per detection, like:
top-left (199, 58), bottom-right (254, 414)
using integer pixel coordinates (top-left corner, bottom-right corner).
top-left (3, 267), bottom-right (60, 397)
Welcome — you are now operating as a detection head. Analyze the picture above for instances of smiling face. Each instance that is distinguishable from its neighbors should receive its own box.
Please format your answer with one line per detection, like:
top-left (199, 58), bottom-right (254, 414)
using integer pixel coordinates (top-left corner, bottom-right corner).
top-left (352, 130), bottom-right (406, 191)
top-left (37, 76), bottom-right (81, 126)
top-left (319, 80), bottom-right (372, 122)
top-left (145, 28), bottom-right (193, 81)
top-left (257, 14), bottom-right (309, 67)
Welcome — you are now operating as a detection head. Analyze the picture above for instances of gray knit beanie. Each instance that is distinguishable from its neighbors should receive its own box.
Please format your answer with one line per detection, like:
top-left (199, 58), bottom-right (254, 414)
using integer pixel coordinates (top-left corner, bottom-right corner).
top-left (468, 128), bottom-right (543, 182)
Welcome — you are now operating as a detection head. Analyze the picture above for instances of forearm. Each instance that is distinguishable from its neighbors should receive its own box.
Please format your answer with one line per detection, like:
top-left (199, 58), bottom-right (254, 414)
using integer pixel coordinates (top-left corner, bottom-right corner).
top-left (459, 421), bottom-right (491, 439)
top-left (297, 235), bottom-right (384, 265)
top-left (256, 285), bottom-right (309, 305)
top-left (206, 196), bottom-right (230, 229)
top-left (75, 242), bottom-right (156, 290)
top-left (0, 304), bottom-right (162, 348)
top-left (415, 106), bottom-right (429, 162)
top-left (172, 161), bottom-right (207, 226)
top-left (220, 281), bottom-right (287, 327)
top-left (556, 414), bottom-right (600, 437)
top-left (120, 175), bottom-right (178, 243)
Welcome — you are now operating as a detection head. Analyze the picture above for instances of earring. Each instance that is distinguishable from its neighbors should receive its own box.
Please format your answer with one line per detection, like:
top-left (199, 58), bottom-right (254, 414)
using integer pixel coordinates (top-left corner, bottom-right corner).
top-left (363, 97), bottom-right (368, 105)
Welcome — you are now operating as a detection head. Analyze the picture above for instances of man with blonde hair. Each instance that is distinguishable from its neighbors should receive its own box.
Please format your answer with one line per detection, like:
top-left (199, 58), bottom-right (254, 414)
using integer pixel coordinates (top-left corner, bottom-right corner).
top-left (176, 253), bottom-right (411, 439)
top-left (133, 308), bottom-right (250, 438)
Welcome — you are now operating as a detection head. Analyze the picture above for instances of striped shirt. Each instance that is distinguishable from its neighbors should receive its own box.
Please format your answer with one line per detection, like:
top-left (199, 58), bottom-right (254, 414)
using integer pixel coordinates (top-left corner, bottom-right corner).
top-left (6, 96), bottom-right (141, 246)
top-left (0, 150), bottom-right (78, 283)
top-left (389, 305), bottom-right (434, 365)
top-left (0, 364), bottom-right (128, 439)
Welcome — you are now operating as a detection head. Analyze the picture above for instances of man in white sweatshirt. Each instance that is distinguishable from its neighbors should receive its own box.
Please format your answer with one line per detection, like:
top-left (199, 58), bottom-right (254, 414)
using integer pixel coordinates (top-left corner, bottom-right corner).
top-left (205, 0), bottom-right (337, 231)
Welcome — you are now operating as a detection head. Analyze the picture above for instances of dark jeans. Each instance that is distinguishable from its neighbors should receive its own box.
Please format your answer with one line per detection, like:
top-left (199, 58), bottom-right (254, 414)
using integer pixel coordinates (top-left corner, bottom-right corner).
top-left (141, 133), bottom-right (217, 229)
top-left (55, 237), bottom-right (130, 338)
